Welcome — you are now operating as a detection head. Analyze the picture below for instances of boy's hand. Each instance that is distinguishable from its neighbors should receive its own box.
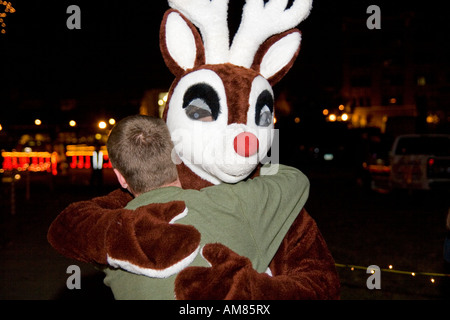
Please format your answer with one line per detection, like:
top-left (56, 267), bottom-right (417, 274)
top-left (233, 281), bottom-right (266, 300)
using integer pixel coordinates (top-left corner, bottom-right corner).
top-left (106, 201), bottom-right (201, 278)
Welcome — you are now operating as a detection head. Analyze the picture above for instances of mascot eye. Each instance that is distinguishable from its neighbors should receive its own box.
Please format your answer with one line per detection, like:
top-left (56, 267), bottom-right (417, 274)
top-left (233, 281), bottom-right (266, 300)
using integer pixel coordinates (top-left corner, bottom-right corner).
top-left (183, 83), bottom-right (221, 121)
top-left (258, 105), bottom-right (272, 127)
top-left (255, 90), bottom-right (273, 127)
top-left (185, 98), bottom-right (213, 121)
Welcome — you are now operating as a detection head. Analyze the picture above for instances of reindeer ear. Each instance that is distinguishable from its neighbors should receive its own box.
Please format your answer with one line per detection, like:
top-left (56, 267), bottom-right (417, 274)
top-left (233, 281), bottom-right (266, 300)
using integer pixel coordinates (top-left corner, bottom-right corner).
top-left (160, 9), bottom-right (206, 77)
top-left (251, 29), bottom-right (301, 86)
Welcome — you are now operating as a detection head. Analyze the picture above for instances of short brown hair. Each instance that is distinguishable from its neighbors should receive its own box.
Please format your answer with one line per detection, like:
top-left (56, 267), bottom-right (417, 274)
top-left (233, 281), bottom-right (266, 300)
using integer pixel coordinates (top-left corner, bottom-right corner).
top-left (107, 115), bottom-right (178, 194)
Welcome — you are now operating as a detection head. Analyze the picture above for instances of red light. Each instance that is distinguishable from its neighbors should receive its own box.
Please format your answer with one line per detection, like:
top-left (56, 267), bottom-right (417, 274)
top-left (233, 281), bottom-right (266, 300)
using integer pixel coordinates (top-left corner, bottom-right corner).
top-left (77, 156), bottom-right (84, 169)
top-left (70, 156), bottom-right (77, 169)
top-left (85, 156), bottom-right (91, 169)
top-left (428, 158), bottom-right (435, 166)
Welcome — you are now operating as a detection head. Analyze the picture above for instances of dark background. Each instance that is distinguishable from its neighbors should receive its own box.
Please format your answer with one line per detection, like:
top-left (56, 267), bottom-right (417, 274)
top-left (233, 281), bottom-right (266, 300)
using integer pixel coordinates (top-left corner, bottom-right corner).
top-left (2, 1), bottom-right (446, 128)
top-left (1, 0), bottom-right (449, 300)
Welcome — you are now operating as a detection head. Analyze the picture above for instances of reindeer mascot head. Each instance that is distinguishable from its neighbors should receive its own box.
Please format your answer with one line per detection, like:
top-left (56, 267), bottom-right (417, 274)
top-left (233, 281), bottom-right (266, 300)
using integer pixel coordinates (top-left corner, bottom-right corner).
top-left (160, 0), bottom-right (312, 188)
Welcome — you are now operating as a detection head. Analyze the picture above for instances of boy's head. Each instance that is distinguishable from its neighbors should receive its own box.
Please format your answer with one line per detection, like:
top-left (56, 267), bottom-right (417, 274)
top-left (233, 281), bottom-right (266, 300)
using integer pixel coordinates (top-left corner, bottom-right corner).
top-left (107, 115), bottom-right (178, 195)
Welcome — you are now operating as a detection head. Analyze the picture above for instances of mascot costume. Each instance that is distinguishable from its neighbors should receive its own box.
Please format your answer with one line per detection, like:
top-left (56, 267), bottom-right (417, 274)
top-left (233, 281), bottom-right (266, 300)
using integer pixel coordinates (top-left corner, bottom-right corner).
top-left (48, 0), bottom-right (340, 299)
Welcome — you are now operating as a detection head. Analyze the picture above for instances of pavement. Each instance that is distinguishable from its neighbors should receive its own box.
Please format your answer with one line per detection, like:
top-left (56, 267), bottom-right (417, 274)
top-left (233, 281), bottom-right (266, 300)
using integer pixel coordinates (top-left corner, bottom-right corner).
top-left (0, 169), bottom-right (117, 300)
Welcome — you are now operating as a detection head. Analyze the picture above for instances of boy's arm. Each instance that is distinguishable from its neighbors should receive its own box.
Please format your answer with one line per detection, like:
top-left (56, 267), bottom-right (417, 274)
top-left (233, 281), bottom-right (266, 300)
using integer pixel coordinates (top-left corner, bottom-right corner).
top-left (175, 165), bottom-right (340, 300)
top-left (47, 188), bottom-right (201, 276)
top-left (236, 164), bottom-right (310, 221)
top-left (231, 164), bottom-right (310, 259)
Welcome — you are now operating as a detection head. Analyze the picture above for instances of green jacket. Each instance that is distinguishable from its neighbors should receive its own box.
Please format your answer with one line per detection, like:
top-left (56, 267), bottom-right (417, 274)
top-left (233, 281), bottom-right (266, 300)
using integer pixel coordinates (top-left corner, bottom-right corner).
top-left (103, 164), bottom-right (309, 300)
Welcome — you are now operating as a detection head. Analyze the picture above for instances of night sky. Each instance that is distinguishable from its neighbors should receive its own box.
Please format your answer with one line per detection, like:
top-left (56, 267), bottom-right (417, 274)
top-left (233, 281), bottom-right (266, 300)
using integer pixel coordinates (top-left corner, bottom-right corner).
top-left (0, 0), bottom-right (445, 127)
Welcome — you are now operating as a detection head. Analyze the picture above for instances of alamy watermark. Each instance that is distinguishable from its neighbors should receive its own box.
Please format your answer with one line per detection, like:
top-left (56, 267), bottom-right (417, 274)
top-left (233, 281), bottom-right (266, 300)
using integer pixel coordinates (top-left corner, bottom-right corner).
top-left (66, 265), bottom-right (81, 290)
top-left (169, 127), bottom-right (280, 169)
top-left (366, 5), bottom-right (381, 30)
top-left (366, 265), bottom-right (381, 289)
top-left (66, 5), bottom-right (81, 30)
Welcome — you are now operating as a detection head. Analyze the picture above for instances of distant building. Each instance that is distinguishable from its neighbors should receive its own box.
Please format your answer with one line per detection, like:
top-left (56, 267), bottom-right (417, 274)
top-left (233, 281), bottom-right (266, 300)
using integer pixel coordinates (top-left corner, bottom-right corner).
top-left (340, 9), bottom-right (449, 136)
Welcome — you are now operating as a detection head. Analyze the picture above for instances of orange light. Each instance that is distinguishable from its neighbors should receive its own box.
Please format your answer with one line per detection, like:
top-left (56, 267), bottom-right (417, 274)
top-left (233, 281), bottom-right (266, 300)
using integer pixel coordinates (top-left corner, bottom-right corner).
top-left (51, 152), bottom-right (58, 175)
top-left (1, 151), bottom-right (55, 173)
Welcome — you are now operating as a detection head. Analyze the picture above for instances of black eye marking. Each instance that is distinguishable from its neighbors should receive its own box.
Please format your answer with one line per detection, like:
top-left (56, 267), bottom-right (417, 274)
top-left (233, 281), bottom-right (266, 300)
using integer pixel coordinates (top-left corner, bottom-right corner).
top-left (183, 83), bottom-right (221, 121)
top-left (255, 90), bottom-right (273, 127)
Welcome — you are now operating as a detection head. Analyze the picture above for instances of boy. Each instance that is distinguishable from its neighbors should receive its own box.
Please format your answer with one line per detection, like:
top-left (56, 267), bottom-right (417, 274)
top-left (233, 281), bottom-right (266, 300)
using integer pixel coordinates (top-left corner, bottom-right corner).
top-left (84, 115), bottom-right (310, 299)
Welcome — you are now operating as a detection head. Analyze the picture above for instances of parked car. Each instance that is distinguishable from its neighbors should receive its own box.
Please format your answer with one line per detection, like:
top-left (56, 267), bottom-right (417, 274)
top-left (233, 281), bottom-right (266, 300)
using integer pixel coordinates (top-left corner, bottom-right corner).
top-left (390, 134), bottom-right (450, 190)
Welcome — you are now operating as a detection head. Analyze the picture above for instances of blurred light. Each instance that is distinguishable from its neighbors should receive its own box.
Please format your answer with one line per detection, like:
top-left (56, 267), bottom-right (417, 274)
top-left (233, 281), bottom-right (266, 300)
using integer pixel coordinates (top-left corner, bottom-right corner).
top-left (294, 117), bottom-right (300, 124)
top-left (98, 121), bottom-right (107, 129)
top-left (388, 265), bottom-right (393, 269)
top-left (158, 99), bottom-right (164, 106)
top-left (431, 278), bottom-right (435, 284)
top-left (14, 174), bottom-right (21, 180)
top-left (92, 151), bottom-right (104, 170)
top-left (324, 153), bottom-right (334, 161)
top-left (411, 272), bottom-right (415, 276)
top-left (338, 104), bottom-right (344, 111)
top-left (69, 120), bottom-right (77, 127)
top-left (341, 113), bottom-right (349, 121)
top-left (389, 98), bottom-right (397, 104)
top-left (417, 76), bottom-right (426, 86)
top-left (0, 123), bottom-right (2, 131)
top-left (273, 117), bottom-right (277, 124)
top-left (0, 1), bottom-right (16, 35)
top-left (24, 147), bottom-right (32, 153)
top-left (35, 119), bottom-right (42, 126)
top-left (95, 133), bottom-right (102, 140)
top-left (426, 114), bottom-right (439, 124)
top-left (322, 109), bottom-right (329, 116)
top-left (328, 114), bottom-right (336, 122)
top-left (109, 118), bottom-right (116, 125)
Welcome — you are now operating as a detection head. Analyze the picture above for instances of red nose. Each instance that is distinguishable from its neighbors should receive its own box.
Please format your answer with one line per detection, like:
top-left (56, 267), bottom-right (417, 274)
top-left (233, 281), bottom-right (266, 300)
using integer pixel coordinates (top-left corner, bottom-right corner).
top-left (233, 132), bottom-right (259, 157)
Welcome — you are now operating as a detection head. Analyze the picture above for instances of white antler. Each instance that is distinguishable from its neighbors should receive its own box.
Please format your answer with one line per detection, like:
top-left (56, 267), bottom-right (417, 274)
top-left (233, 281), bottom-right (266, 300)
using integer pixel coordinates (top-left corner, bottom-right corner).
top-left (168, 0), bottom-right (230, 64)
top-left (229, 0), bottom-right (313, 68)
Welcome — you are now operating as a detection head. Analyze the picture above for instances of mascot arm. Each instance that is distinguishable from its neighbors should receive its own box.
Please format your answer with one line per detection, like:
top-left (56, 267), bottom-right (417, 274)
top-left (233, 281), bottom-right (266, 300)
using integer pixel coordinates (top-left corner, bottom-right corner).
top-left (47, 188), bottom-right (201, 276)
top-left (175, 209), bottom-right (340, 300)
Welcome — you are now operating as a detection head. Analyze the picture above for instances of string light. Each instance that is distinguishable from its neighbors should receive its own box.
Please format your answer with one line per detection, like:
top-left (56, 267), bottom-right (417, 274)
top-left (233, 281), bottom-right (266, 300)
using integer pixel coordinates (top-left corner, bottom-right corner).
top-left (0, 1), bottom-right (16, 34)
top-left (335, 263), bottom-right (450, 286)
